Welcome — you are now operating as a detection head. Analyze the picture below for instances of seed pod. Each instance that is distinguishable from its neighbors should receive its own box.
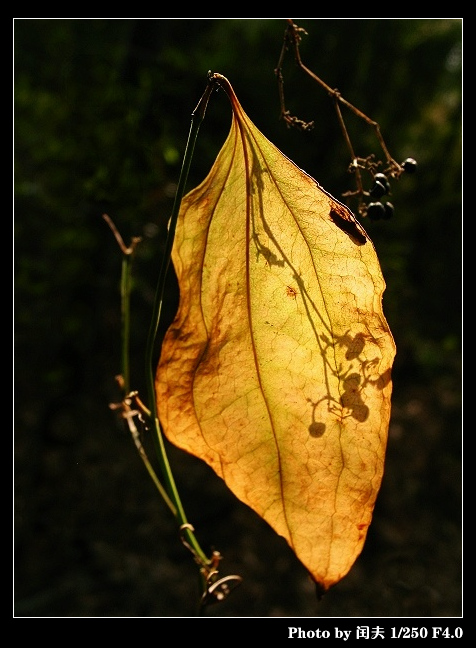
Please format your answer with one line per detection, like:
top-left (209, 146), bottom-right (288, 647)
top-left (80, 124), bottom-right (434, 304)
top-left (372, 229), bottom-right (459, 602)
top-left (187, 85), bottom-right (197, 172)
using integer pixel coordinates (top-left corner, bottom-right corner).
top-left (401, 157), bottom-right (417, 174)
top-left (374, 172), bottom-right (391, 193)
top-left (382, 202), bottom-right (395, 220)
top-left (369, 180), bottom-right (387, 199)
top-left (366, 202), bottom-right (386, 221)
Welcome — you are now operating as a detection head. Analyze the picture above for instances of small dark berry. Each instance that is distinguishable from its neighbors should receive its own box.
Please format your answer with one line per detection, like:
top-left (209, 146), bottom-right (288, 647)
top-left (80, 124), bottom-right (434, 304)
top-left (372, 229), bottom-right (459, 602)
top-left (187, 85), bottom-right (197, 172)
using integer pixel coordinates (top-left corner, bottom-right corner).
top-left (369, 180), bottom-right (387, 198)
top-left (367, 202), bottom-right (386, 221)
top-left (401, 157), bottom-right (417, 174)
top-left (382, 202), bottom-right (394, 220)
top-left (374, 173), bottom-right (391, 193)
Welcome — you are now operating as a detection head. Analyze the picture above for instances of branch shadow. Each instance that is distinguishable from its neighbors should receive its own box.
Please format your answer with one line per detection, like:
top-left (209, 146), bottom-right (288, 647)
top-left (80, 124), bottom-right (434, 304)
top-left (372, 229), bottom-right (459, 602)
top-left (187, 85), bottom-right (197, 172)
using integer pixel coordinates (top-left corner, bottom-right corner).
top-left (245, 139), bottom-right (392, 438)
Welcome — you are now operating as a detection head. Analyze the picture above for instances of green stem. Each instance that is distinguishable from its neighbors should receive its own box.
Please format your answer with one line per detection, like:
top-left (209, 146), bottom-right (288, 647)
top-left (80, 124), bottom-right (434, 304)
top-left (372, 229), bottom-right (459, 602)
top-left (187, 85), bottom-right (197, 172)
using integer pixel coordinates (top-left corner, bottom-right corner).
top-left (102, 212), bottom-right (178, 517)
top-left (120, 253), bottom-right (132, 394)
top-left (120, 249), bottom-right (177, 516)
top-left (144, 74), bottom-right (219, 565)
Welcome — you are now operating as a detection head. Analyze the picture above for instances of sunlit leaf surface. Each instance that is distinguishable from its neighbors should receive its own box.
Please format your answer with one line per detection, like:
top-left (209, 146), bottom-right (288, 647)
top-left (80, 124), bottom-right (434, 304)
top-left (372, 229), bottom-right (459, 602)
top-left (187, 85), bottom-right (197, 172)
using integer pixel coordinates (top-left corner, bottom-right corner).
top-left (156, 76), bottom-right (396, 590)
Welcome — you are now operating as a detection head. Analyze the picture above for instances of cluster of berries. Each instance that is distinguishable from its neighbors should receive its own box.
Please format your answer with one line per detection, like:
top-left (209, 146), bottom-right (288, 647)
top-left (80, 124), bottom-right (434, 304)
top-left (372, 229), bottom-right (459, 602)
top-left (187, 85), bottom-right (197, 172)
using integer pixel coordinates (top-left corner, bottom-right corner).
top-left (365, 157), bottom-right (417, 221)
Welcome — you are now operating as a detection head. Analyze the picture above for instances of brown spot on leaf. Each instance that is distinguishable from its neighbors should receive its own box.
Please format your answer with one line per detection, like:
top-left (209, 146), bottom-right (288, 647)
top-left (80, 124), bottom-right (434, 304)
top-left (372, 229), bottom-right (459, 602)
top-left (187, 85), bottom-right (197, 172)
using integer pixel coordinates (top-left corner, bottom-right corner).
top-left (329, 205), bottom-right (367, 245)
top-left (286, 285), bottom-right (298, 299)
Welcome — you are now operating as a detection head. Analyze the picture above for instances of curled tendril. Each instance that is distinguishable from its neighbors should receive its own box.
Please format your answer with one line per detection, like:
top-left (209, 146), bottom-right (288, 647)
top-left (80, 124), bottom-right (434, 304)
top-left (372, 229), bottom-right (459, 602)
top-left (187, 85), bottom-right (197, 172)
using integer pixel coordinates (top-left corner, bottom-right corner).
top-left (179, 524), bottom-right (243, 611)
top-left (200, 574), bottom-right (243, 608)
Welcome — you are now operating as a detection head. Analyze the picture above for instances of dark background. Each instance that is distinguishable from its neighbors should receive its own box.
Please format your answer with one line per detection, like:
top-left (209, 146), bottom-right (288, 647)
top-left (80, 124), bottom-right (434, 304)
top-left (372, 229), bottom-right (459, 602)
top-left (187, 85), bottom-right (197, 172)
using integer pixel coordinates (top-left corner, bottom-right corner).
top-left (14, 19), bottom-right (462, 618)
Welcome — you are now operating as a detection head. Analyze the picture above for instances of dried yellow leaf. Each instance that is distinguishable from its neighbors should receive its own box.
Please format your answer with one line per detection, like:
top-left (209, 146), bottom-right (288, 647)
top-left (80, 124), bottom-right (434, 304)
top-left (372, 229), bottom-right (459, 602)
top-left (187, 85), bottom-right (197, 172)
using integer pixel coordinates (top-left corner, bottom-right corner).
top-left (156, 76), bottom-right (396, 591)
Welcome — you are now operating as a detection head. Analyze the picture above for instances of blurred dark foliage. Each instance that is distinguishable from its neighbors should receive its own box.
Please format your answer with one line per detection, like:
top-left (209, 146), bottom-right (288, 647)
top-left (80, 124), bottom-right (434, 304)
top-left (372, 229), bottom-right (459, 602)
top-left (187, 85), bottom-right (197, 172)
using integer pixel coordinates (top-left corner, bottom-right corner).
top-left (14, 19), bottom-right (461, 618)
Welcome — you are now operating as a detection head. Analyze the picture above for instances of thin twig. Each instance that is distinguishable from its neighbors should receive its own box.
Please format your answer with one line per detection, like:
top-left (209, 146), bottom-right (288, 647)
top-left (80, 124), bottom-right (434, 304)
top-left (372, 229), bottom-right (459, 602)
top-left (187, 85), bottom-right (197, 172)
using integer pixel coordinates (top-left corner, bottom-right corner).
top-left (109, 386), bottom-right (177, 516)
top-left (102, 213), bottom-right (142, 255)
top-left (274, 19), bottom-right (404, 195)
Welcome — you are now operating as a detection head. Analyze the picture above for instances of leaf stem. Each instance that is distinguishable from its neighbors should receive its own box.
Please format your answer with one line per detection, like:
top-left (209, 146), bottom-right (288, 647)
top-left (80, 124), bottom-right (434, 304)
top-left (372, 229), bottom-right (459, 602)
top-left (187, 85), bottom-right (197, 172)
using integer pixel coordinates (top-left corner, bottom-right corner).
top-left (144, 73), bottom-right (220, 566)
